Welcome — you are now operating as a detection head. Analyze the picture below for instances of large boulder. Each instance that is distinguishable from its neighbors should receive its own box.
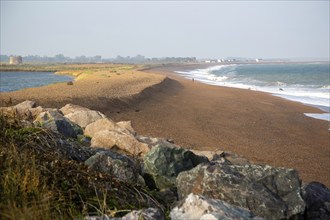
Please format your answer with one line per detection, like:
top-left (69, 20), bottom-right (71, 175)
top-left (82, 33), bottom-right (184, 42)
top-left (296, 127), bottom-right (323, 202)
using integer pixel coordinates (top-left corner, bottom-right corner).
top-left (170, 193), bottom-right (262, 220)
top-left (65, 110), bottom-right (106, 128)
top-left (14, 100), bottom-right (36, 109)
top-left (176, 162), bottom-right (305, 219)
top-left (84, 118), bottom-right (118, 137)
top-left (190, 149), bottom-right (225, 161)
top-left (60, 103), bottom-right (91, 115)
top-left (91, 130), bottom-right (149, 156)
top-left (143, 144), bottom-right (209, 190)
top-left (301, 181), bottom-right (330, 219)
top-left (1, 100), bottom-right (44, 121)
top-left (191, 150), bottom-right (251, 165)
top-left (85, 151), bottom-right (144, 185)
top-left (214, 151), bottom-right (251, 165)
top-left (116, 121), bottom-right (136, 135)
top-left (136, 135), bottom-right (176, 148)
top-left (34, 110), bottom-right (83, 138)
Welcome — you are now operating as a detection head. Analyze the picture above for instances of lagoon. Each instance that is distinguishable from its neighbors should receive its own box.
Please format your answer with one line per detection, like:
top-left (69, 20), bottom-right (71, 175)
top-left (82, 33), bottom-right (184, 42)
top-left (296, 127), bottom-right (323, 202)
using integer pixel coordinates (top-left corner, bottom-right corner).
top-left (0, 71), bottom-right (73, 92)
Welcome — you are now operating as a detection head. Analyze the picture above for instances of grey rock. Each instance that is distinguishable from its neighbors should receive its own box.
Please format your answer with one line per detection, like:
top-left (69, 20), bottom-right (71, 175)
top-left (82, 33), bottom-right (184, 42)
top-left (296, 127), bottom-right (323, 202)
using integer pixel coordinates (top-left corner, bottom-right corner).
top-left (120, 208), bottom-right (164, 220)
top-left (136, 135), bottom-right (176, 148)
top-left (213, 151), bottom-right (251, 165)
top-left (192, 150), bottom-right (251, 165)
top-left (14, 100), bottom-right (36, 109)
top-left (85, 118), bottom-right (120, 138)
top-left (65, 110), bottom-right (106, 128)
top-left (35, 109), bottom-right (63, 120)
top-left (28, 106), bottom-right (44, 118)
top-left (85, 208), bottom-right (164, 220)
top-left (190, 149), bottom-right (252, 167)
top-left (170, 193), bottom-right (263, 220)
top-left (176, 162), bottom-right (305, 219)
top-left (190, 149), bottom-right (225, 161)
top-left (60, 103), bottom-right (91, 115)
top-left (34, 110), bottom-right (83, 138)
top-left (84, 216), bottom-right (110, 220)
top-left (1, 101), bottom-right (44, 121)
top-left (143, 144), bottom-right (209, 190)
top-left (116, 121), bottom-right (136, 135)
top-left (301, 181), bottom-right (330, 220)
top-left (91, 130), bottom-right (150, 156)
top-left (85, 151), bottom-right (143, 185)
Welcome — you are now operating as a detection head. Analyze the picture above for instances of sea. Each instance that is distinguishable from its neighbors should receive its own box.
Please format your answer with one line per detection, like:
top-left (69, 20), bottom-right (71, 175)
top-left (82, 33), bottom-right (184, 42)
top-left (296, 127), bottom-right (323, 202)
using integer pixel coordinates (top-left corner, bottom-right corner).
top-left (0, 71), bottom-right (73, 92)
top-left (175, 62), bottom-right (330, 122)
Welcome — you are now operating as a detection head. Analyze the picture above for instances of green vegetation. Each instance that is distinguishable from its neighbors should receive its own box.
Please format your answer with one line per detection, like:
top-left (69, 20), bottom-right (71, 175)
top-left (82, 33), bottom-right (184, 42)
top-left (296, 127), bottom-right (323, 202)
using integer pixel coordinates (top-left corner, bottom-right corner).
top-left (0, 63), bottom-right (75, 72)
top-left (0, 63), bottom-right (147, 80)
top-left (0, 112), bottom-right (162, 219)
top-left (0, 63), bottom-right (142, 73)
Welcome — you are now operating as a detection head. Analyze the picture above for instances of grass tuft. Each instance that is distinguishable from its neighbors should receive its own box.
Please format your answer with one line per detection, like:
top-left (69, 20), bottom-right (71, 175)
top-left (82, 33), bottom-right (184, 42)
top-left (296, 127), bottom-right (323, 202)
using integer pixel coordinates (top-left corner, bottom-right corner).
top-left (0, 113), bottom-right (163, 219)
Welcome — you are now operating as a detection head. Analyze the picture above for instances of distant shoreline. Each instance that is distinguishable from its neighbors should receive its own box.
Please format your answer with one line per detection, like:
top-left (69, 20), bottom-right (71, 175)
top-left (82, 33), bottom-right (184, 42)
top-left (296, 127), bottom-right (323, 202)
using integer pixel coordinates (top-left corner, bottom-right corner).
top-left (170, 62), bottom-right (330, 122)
top-left (1, 59), bottom-right (329, 71)
top-left (135, 63), bottom-right (329, 186)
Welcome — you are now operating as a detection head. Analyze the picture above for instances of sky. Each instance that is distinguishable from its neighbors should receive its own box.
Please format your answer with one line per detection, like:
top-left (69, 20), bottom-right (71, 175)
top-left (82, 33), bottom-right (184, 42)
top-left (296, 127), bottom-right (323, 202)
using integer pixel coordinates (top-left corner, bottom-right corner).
top-left (1, 0), bottom-right (329, 60)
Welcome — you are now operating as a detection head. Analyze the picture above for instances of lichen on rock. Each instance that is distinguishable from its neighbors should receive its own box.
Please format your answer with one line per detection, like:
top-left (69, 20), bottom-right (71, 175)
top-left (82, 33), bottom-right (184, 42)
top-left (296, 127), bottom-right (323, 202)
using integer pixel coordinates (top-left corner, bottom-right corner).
top-left (176, 162), bottom-right (305, 219)
top-left (143, 144), bottom-right (209, 190)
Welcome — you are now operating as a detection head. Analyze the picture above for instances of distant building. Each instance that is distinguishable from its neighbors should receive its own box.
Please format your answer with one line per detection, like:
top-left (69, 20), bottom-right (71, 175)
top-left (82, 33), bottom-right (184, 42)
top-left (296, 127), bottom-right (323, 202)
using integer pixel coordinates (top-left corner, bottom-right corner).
top-left (9, 56), bottom-right (23, 64)
top-left (205, 60), bottom-right (218, 63)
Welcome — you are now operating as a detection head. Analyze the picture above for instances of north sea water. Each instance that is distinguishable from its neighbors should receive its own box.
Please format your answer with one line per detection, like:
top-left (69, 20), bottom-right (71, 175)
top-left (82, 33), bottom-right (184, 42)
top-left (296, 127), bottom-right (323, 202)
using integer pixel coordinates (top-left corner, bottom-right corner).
top-left (176, 63), bottom-right (330, 121)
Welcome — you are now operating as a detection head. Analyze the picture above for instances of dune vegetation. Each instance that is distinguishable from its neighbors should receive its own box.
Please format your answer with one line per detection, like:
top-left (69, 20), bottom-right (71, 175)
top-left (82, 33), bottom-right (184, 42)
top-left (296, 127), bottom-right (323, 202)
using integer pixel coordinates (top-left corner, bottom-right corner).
top-left (0, 63), bottom-right (142, 79)
top-left (0, 111), bottom-right (162, 220)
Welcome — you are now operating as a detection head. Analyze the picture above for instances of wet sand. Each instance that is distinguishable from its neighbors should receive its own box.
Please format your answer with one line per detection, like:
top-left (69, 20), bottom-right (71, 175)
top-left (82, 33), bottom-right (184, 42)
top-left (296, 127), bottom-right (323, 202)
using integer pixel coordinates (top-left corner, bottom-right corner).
top-left (1, 64), bottom-right (329, 186)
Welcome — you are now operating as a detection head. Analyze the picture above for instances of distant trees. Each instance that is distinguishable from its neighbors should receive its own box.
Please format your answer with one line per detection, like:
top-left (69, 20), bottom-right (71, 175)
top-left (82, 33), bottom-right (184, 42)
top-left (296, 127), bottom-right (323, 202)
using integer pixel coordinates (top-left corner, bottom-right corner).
top-left (0, 54), bottom-right (197, 64)
top-left (54, 54), bottom-right (67, 62)
top-left (0, 54), bottom-right (102, 63)
top-left (111, 55), bottom-right (197, 64)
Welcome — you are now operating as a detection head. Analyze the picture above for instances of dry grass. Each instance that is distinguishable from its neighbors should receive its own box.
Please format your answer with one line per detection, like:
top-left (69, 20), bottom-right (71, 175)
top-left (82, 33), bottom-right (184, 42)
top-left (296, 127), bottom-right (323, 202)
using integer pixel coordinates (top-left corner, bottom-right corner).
top-left (0, 63), bottom-right (140, 75)
top-left (0, 63), bottom-right (146, 83)
top-left (0, 112), bottom-right (163, 219)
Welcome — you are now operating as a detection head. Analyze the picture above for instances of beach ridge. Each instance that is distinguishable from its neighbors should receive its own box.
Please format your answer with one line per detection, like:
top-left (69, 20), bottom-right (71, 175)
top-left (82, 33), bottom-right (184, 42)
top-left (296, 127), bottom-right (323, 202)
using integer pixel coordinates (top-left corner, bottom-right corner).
top-left (0, 63), bottom-right (329, 186)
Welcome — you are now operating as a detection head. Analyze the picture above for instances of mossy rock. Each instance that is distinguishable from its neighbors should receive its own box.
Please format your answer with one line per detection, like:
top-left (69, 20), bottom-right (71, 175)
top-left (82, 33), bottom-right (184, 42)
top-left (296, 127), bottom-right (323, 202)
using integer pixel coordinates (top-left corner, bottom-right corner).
top-left (143, 144), bottom-right (209, 190)
top-left (34, 110), bottom-right (83, 138)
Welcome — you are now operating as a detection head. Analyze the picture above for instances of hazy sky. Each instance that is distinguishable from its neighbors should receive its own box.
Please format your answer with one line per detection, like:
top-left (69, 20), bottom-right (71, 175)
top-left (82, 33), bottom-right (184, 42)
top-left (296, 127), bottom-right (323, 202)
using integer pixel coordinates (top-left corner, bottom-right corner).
top-left (1, 0), bottom-right (329, 60)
